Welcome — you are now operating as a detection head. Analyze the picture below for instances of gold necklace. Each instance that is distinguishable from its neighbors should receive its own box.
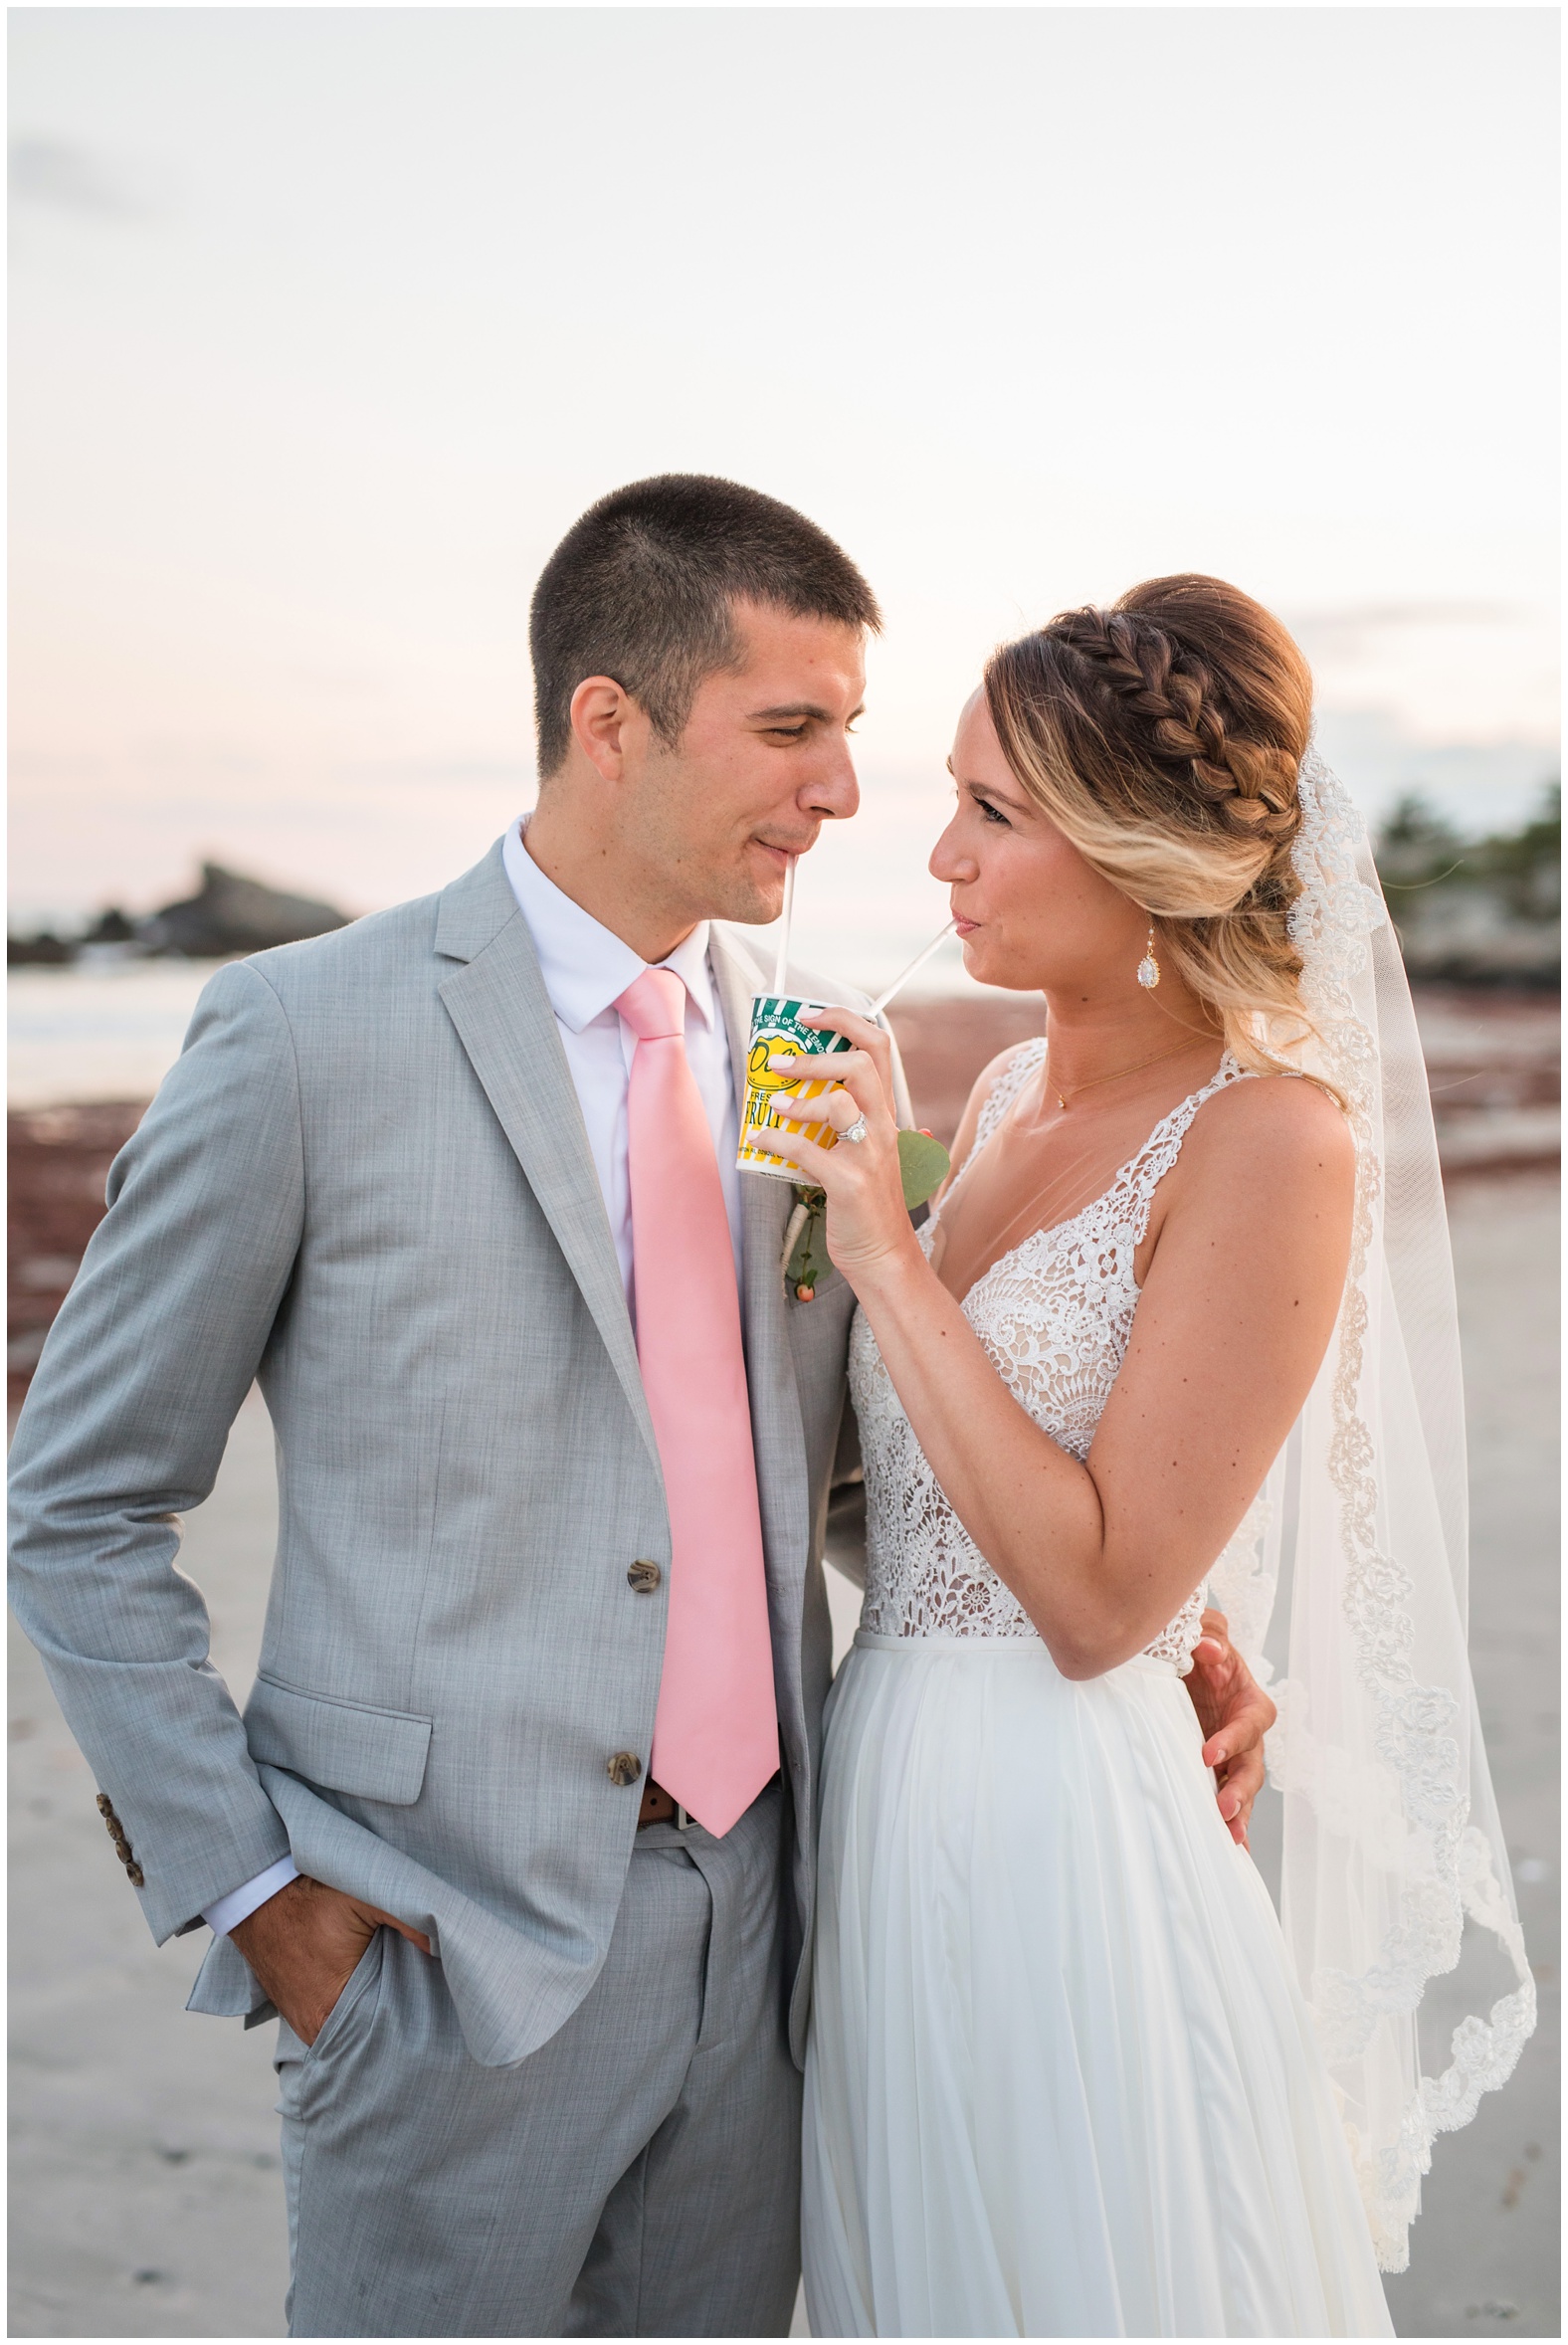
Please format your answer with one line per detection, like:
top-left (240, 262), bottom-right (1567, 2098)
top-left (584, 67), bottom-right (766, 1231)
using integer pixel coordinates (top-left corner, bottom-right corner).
top-left (1047, 1036), bottom-right (1212, 1110)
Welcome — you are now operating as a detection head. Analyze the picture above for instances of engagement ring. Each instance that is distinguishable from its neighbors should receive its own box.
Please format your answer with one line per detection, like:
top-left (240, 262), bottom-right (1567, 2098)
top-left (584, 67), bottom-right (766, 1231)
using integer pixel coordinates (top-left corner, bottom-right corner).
top-left (842, 1116), bottom-right (869, 1144)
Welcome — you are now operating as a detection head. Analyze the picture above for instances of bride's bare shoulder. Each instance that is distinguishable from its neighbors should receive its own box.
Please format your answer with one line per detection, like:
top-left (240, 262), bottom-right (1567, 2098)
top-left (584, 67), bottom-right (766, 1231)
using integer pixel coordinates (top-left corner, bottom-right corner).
top-left (1182, 1069), bottom-right (1356, 1203)
top-left (1141, 1074), bottom-right (1355, 1297)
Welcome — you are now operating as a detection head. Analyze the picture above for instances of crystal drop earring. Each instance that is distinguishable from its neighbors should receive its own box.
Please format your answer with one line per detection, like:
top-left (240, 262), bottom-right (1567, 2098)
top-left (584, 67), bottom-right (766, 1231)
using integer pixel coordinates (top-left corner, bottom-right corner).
top-left (1136, 923), bottom-right (1161, 990)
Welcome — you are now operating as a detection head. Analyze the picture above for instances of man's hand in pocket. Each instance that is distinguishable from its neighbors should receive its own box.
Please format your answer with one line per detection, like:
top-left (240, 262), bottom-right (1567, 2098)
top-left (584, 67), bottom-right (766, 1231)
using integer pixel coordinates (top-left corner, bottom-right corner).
top-left (231, 1874), bottom-right (431, 2045)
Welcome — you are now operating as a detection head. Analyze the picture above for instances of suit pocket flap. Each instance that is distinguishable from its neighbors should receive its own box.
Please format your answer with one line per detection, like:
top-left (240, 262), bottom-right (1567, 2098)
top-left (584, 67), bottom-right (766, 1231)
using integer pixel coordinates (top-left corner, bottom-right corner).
top-left (245, 1675), bottom-right (432, 1806)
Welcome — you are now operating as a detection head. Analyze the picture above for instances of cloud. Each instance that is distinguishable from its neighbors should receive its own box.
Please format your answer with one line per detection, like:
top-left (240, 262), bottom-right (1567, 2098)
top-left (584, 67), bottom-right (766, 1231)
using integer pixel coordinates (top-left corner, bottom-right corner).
top-left (1287, 601), bottom-right (1526, 658)
top-left (9, 136), bottom-right (148, 220)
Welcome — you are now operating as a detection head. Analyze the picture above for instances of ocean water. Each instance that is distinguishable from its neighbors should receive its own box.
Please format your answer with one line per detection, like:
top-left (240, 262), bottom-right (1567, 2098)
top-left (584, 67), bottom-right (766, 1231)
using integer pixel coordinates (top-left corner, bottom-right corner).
top-left (7, 941), bottom-right (983, 1112)
top-left (8, 960), bottom-right (234, 1109)
top-left (6, 866), bottom-right (980, 1113)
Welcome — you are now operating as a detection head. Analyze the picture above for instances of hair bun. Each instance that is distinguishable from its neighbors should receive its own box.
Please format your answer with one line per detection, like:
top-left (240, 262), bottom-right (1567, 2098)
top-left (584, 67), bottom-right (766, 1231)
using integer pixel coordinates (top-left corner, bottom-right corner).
top-left (984, 573), bottom-right (1319, 1084)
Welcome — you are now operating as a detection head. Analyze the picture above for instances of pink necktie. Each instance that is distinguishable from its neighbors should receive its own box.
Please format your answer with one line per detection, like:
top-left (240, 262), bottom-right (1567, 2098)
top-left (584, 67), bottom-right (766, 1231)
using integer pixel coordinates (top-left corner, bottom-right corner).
top-left (615, 968), bottom-right (778, 1837)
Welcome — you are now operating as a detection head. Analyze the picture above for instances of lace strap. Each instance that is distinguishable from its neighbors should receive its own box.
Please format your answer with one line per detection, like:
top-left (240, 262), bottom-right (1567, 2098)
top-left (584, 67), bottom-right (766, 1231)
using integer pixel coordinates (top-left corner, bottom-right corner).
top-left (973, 1036), bottom-right (1047, 1153)
top-left (938, 1037), bottom-right (1048, 1216)
top-left (1109, 1055), bottom-right (1252, 1247)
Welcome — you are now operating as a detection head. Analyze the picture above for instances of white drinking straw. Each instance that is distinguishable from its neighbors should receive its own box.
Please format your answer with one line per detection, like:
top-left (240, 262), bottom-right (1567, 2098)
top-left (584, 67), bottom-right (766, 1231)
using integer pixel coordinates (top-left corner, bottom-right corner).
top-left (772, 855), bottom-right (797, 997)
top-left (868, 919), bottom-right (959, 1017)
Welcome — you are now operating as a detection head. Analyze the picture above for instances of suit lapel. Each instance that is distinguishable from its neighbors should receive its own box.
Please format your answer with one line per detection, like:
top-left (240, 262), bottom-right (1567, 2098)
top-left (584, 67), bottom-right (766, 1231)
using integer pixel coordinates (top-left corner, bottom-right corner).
top-left (436, 853), bottom-right (660, 1474)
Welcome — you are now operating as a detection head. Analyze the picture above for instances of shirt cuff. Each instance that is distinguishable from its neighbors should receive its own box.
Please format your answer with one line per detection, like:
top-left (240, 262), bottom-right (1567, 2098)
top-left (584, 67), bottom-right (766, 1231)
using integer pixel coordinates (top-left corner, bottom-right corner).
top-left (202, 1855), bottom-right (299, 1938)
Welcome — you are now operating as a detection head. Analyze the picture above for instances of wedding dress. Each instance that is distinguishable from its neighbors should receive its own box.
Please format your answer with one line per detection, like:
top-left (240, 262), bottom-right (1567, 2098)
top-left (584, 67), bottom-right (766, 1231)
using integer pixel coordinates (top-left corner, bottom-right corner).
top-left (801, 1042), bottom-right (1397, 2338)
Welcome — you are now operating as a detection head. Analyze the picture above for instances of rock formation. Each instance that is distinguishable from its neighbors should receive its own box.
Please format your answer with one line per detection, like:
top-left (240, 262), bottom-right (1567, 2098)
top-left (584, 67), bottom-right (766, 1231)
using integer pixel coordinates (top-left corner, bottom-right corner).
top-left (136, 864), bottom-right (350, 957)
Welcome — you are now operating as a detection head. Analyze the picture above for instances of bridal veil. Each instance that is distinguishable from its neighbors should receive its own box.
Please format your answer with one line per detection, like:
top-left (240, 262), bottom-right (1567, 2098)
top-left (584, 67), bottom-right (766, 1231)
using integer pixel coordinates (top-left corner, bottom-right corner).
top-left (1208, 748), bottom-right (1536, 2270)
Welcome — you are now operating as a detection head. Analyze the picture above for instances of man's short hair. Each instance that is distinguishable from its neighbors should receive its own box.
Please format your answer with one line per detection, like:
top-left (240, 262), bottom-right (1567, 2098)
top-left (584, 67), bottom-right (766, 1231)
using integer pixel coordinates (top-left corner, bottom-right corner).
top-left (529, 475), bottom-right (882, 776)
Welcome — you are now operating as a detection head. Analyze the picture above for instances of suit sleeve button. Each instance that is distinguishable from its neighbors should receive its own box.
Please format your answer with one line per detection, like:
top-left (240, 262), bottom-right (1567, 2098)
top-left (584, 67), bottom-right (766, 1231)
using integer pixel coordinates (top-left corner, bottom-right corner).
top-left (627, 1560), bottom-right (662, 1594)
top-left (607, 1751), bottom-right (644, 1787)
top-left (126, 1863), bottom-right (146, 1888)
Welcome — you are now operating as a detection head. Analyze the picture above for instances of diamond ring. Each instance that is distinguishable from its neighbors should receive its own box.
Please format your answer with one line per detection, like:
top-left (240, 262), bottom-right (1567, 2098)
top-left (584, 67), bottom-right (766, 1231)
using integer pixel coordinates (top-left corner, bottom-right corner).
top-left (841, 1116), bottom-right (869, 1145)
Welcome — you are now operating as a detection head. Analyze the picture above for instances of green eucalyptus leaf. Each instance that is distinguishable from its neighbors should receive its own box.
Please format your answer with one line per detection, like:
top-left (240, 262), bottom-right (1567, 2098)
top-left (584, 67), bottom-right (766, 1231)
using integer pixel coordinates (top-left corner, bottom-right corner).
top-left (897, 1128), bottom-right (951, 1210)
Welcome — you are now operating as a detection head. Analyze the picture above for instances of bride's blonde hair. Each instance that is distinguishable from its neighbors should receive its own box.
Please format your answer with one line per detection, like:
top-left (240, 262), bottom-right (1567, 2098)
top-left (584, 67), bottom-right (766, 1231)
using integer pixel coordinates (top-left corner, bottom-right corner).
top-left (984, 575), bottom-right (1321, 1082)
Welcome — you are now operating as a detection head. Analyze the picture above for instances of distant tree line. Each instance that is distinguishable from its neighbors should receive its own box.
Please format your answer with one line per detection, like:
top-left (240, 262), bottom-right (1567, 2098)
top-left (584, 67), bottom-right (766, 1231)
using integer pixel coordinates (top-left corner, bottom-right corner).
top-left (1375, 783), bottom-right (1558, 984)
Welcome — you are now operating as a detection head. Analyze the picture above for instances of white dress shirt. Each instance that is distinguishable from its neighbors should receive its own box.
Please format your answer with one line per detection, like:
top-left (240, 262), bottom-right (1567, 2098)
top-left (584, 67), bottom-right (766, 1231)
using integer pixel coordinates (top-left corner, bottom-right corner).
top-left (204, 820), bottom-right (745, 1938)
top-left (499, 816), bottom-right (743, 1309)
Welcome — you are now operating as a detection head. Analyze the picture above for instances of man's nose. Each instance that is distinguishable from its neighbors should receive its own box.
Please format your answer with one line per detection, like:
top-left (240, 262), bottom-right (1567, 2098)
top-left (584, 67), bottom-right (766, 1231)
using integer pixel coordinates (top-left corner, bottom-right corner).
top-left (806, 738), bottom-right (861, 823)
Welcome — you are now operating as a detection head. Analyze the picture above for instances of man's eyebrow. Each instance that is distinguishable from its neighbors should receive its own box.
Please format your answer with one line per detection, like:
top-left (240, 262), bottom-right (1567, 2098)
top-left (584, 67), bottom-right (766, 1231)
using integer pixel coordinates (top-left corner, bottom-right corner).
top-left (747, 701), bottom-right (865, 724)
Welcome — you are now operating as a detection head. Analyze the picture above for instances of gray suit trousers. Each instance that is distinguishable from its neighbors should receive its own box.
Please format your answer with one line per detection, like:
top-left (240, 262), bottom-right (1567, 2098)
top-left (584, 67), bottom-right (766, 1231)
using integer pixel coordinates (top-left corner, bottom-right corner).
top-left (276, 1780), bottom-right (800, 2338)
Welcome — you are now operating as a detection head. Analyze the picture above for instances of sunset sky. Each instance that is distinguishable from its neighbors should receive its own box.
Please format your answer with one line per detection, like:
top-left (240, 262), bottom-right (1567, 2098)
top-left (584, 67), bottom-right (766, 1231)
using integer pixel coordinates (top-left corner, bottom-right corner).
top-left (10, 6), bottom-right (1559, 958)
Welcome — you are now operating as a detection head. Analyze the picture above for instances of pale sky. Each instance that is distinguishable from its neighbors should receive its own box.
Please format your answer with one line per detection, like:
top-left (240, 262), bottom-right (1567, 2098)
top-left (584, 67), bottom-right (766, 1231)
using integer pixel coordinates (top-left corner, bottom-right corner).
top-left (9, 6), bottom-right (1560, 940)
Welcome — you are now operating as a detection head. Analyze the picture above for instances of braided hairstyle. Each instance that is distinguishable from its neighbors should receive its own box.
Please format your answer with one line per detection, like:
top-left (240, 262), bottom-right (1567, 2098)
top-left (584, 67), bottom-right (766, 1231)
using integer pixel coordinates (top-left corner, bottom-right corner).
top-left (984, 574), bottom-right (1316, 1077)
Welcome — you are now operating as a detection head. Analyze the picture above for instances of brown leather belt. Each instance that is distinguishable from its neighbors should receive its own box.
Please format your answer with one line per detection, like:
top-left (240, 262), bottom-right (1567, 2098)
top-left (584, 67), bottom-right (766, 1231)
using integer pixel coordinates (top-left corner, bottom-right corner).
top-left (637, 1769), bottom-right (781, 1830)
top-left (637, 1777), bottom-right (685, 1829)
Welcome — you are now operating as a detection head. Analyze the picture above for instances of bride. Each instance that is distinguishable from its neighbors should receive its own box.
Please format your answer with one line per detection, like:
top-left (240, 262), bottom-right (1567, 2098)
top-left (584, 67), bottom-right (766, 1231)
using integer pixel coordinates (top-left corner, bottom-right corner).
top-left (746, 576), bottom-right (1533, 2337)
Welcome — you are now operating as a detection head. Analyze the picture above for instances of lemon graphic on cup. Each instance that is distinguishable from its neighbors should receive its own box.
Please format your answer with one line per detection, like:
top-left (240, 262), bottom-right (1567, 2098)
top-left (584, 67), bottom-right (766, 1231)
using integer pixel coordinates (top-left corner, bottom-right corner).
top-left (747, 1037), bottom-right (804, 1096)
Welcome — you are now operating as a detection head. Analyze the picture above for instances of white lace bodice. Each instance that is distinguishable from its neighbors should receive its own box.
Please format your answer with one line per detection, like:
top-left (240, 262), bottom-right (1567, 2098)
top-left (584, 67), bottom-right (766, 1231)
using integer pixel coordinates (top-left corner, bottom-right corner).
top-left (852, 1040), bottom-right (1254, 1662)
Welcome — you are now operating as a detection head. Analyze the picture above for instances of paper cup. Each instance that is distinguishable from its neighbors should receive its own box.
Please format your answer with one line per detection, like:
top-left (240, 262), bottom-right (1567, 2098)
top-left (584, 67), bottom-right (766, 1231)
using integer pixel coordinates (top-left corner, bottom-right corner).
top-left (737, 995), bottom-right (852, 1181)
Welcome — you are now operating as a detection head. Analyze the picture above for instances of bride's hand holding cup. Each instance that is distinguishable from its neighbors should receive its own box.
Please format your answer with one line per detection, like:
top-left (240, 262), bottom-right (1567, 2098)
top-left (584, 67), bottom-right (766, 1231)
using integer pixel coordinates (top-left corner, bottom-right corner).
top-left (741, 1008), bottom-right (920, 1291)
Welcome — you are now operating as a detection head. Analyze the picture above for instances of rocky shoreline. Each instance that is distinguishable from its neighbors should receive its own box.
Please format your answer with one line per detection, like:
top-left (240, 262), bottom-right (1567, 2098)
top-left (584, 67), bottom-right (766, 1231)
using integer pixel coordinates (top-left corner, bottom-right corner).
top-left (10, 984), bottom-right (1557, 1403)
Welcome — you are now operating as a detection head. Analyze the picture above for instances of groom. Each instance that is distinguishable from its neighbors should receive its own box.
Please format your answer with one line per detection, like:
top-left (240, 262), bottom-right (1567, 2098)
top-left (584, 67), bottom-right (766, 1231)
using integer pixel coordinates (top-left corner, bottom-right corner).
top-left (10, 474), bottom-right (1274, 2337)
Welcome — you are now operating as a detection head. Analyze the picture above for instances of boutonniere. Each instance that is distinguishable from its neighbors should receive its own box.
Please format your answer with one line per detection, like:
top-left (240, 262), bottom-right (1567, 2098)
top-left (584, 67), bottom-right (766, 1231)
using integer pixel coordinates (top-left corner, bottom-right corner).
top-left (780, 1129), bottom-right (951, 1300)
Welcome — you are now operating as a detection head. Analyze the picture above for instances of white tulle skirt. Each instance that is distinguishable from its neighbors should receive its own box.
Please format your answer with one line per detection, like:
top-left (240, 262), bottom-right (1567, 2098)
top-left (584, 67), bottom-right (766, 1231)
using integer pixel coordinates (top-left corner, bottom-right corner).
top-left (802, 1634), bottom-right (1393, 2338)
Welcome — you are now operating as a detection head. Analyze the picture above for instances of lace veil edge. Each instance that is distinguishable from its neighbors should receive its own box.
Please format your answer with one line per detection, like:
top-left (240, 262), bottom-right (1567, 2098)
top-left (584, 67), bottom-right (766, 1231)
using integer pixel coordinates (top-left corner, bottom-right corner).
top-left (1205, 747), bottom-right (1536, 2272)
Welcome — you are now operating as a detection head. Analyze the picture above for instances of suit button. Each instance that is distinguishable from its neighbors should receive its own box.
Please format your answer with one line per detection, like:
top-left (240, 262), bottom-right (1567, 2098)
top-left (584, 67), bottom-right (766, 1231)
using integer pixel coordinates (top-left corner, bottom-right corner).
top-left (607, 1751), bottom-right (644, 1787)
top-left (126, 1863), bottom-right (146, 1888)
top-left (627, 1560), bottom-right (662, 1594)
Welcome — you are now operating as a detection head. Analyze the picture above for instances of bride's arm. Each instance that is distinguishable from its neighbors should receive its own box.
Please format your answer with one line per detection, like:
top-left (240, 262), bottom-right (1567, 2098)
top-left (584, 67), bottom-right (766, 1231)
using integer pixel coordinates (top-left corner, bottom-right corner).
top-left (748, 1015), bottom-right (1354, 1682)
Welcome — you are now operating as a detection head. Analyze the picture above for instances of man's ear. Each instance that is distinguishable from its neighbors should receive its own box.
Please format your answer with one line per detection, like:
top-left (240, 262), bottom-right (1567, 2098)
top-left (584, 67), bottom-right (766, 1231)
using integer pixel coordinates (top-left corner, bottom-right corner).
top-left (569, 676), bottom-right (646, 785)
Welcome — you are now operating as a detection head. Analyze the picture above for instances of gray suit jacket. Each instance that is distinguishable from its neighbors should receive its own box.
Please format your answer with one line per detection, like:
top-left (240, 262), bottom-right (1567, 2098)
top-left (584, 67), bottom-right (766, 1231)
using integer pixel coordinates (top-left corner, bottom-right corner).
top-left (9, 842), bottom-right (899, 2068)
